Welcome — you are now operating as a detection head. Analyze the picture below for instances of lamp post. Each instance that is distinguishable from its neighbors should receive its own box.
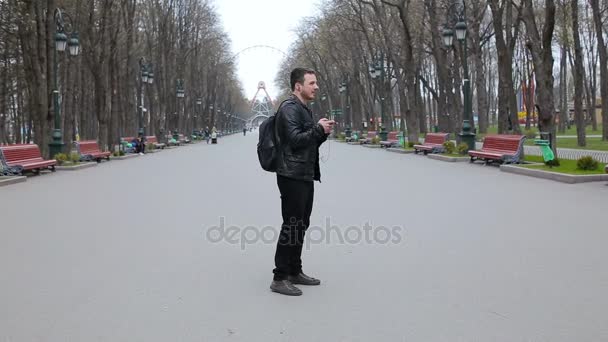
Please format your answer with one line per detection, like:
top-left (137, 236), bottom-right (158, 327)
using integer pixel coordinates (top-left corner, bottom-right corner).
top-left (49, 8), bottom-right (80, 159)
top-left (369, 59), bottom-right (388, 141)
top-left (138, 58), bottom-right (154, 138)
top-left (443, 9), bottom-right (475, 152)
top-left (195, 98), bottom-right (202, 135)
top-left (175, 79), bottom-right (185, 139)
top-left (338, 82), bottom-right (350, 138)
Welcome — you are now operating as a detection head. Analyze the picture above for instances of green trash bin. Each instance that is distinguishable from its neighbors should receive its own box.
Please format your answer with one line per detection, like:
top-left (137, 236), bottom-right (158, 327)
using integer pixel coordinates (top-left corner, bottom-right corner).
top-left (378, 127), bottom-right (388, 142)
top-left (398, 131), bottom-right (406, 148)
top-left (534, 139), bottom-right (555, 163)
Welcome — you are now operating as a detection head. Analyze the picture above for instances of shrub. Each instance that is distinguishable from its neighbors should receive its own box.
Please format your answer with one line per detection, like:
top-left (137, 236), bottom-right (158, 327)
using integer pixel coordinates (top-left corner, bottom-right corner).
top-left (53, 153), bottom-right (68, 165)
top-left (457, 142), bottom-right (469, 155)
top-left (146, 143), bottom-right (156, 151)
top-left (54, 153), bottom-right (68, 165)
top-left (119, 150), bottom-right (125, 156)
top-left (407, 141), bottom-right (416, 148)
top-left (524, 129), bottom-right (537, 139)
top-left (576, 156), bottom-right (599, 171)
top-left (443, 141), bottom-right (455, 154)
top-left (338, 133), bottom-right (346, 141)
top-left (70, 152), bottom-right (81, 164)
top-left (112, 151), bottom-right (120, 157)
top-left (371, 136), bottom-right (381, 145)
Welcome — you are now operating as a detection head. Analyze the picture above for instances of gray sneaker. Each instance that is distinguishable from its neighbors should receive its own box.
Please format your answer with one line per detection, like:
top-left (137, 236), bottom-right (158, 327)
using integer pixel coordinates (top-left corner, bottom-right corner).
top-left (270, 280), bottom-right (303, 296)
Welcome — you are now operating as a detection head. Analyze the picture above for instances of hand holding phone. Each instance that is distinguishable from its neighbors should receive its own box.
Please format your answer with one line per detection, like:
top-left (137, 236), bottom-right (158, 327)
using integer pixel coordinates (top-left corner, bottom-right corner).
top-left (318, 118), bottom-right (335, 133)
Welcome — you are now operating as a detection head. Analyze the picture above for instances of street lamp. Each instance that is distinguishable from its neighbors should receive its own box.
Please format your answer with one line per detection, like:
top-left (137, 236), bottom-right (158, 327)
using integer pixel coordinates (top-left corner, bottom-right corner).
top-left (175, 79), bottom-right (185, 138)
top-left (49, 8), bottom-right (80, 159)
top-left (195, 98), bottom-right (202, 132)
top-left (443, 12), bottom-right (475, 152)
top-left (337, 82), bottom-right (350, 137)
top-left (138, 58), bottom-right (153, 137)
top-left (369, 59), bottom-right (388, 140)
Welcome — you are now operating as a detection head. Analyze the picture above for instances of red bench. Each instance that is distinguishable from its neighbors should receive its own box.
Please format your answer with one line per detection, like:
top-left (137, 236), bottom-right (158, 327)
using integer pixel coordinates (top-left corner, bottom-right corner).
top-left (413, 133), bottom-right (449, 154)
top-left (76, 140), bottom-right (111, 162)
top-left (380, 131), bottom-right (401, 148)
top-left (468, 134), bottom-right (526, 164)
top-left (359, 131), bottom-right (377, 144)
top-left (145, 136), bottom-right (165, 149)
top-left (0, 144), bottom-right (56, 175)
top-left (178, 134), bottom-right (191, 144)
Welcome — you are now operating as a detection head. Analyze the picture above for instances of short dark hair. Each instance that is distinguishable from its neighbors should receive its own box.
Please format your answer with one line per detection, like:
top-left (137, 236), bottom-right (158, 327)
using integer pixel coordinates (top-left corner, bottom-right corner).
top-left (290, 68), bottom-right (316, 91)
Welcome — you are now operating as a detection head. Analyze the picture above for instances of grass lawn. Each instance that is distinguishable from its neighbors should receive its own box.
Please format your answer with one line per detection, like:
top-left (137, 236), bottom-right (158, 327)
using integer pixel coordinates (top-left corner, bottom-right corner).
top-left (523, 137), bottom-right (608, 151)
top-left (485, 124), bottom-right (603, 136)
top-left (521, 155), bottom-right (606, 175)
top-left (558, 124), bottom-right (603, 136)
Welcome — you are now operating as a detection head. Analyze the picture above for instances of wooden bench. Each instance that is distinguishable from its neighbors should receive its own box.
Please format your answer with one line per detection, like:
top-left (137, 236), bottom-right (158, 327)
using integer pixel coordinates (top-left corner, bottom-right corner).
top-left (145, 136), bottom-right (165, 149)
top-left (380, 131), bottom-right (400, 148)
top-left (120, 137), bottom-right (137, 153)
top-left (0, 144), bottom-right (56, 175)
top-left (178, 134), bottom-right (191, 144)
top-left (165, 135), bottom-right (182, 146)
top-left (359, 131), bottom-right (377, 144)
top-left (468, 134), bottom-right (526, 164)
top-left (76, 140), bottom-right (111, 162)
top-left (413, 133), bottom-right (449, 154)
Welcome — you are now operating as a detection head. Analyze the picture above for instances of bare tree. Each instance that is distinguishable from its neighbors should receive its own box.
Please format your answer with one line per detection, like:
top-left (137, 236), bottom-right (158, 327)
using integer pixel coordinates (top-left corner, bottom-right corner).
top-left (571, 0), bottom-right (586, 146)
top-left (521, 0), bottom-right (558, 152)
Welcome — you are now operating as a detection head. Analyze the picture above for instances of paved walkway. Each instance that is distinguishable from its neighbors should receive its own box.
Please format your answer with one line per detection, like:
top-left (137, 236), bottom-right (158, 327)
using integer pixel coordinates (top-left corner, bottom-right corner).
top-left (1, 134), bottom-right (607, 341)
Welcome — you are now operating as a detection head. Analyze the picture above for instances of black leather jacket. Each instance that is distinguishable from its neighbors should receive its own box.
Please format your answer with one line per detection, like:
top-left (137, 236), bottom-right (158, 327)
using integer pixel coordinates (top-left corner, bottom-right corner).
top-left (275, 95), bottom-right (329, 182)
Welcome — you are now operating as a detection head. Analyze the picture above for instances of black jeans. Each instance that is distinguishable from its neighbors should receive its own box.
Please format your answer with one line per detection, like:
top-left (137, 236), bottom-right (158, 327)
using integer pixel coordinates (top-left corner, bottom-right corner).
top-left (273, 174), bottom-right (314, 281)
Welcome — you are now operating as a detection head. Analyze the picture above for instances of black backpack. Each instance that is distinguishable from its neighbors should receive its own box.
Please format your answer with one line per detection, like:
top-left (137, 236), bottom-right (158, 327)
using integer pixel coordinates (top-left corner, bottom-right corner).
top-left (257, 100), bottom-right (289, 172)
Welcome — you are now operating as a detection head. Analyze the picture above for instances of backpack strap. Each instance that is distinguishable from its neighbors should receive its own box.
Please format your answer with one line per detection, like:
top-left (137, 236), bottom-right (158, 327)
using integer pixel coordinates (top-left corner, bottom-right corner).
top-left (274, 99), bottom-right (292, 146)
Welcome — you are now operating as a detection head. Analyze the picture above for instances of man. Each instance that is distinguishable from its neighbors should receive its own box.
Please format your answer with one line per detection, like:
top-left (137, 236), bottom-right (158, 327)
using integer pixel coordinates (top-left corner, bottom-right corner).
top-left (270, 68), bottom-right (334, 296)
top-left (204, 127), bottom-right (210, 144)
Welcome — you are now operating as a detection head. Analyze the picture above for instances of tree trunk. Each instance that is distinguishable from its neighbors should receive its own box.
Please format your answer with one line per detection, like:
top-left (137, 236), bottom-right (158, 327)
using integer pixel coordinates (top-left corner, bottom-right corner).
top-left (571, 0), bottom-right (585, 146)
top-left (559, 44), bottom-right (568, 133)
top-left (590, 0), bottom-right (608, 140)
top-left (489, 0), bottom-right (521, 134)
top-left (522, 0), bottom-right (557, 152)
top-left (17, 1), bottom-right (51, 156)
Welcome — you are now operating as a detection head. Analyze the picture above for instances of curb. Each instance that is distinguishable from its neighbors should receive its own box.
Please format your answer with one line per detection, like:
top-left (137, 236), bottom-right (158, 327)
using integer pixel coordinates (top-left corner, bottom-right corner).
top-left (362, 144), bottom-right (382, 149)
top-left (0, 176), bottom-right (27, 187)
top-left (428, 154), bottom-right (470, 162)
top-left (113, 154), bottom-right (141, 160)
top-left (56, 162), bottom-right (98, 171)
top-left (500, 164), bottom-right (608, 184)
top-left (386, 148), bottom-right (415, 154)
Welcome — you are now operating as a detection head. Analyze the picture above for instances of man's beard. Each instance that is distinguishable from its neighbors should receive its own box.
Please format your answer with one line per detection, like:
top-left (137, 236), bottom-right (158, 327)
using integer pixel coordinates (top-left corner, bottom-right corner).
top-left (303, 91), bottom-right (315, 101)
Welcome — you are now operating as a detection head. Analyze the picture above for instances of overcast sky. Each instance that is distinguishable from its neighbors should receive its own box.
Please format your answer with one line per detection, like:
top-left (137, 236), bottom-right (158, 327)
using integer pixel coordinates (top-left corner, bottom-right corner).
top-left (214, 0), bottom-right (320, 101)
